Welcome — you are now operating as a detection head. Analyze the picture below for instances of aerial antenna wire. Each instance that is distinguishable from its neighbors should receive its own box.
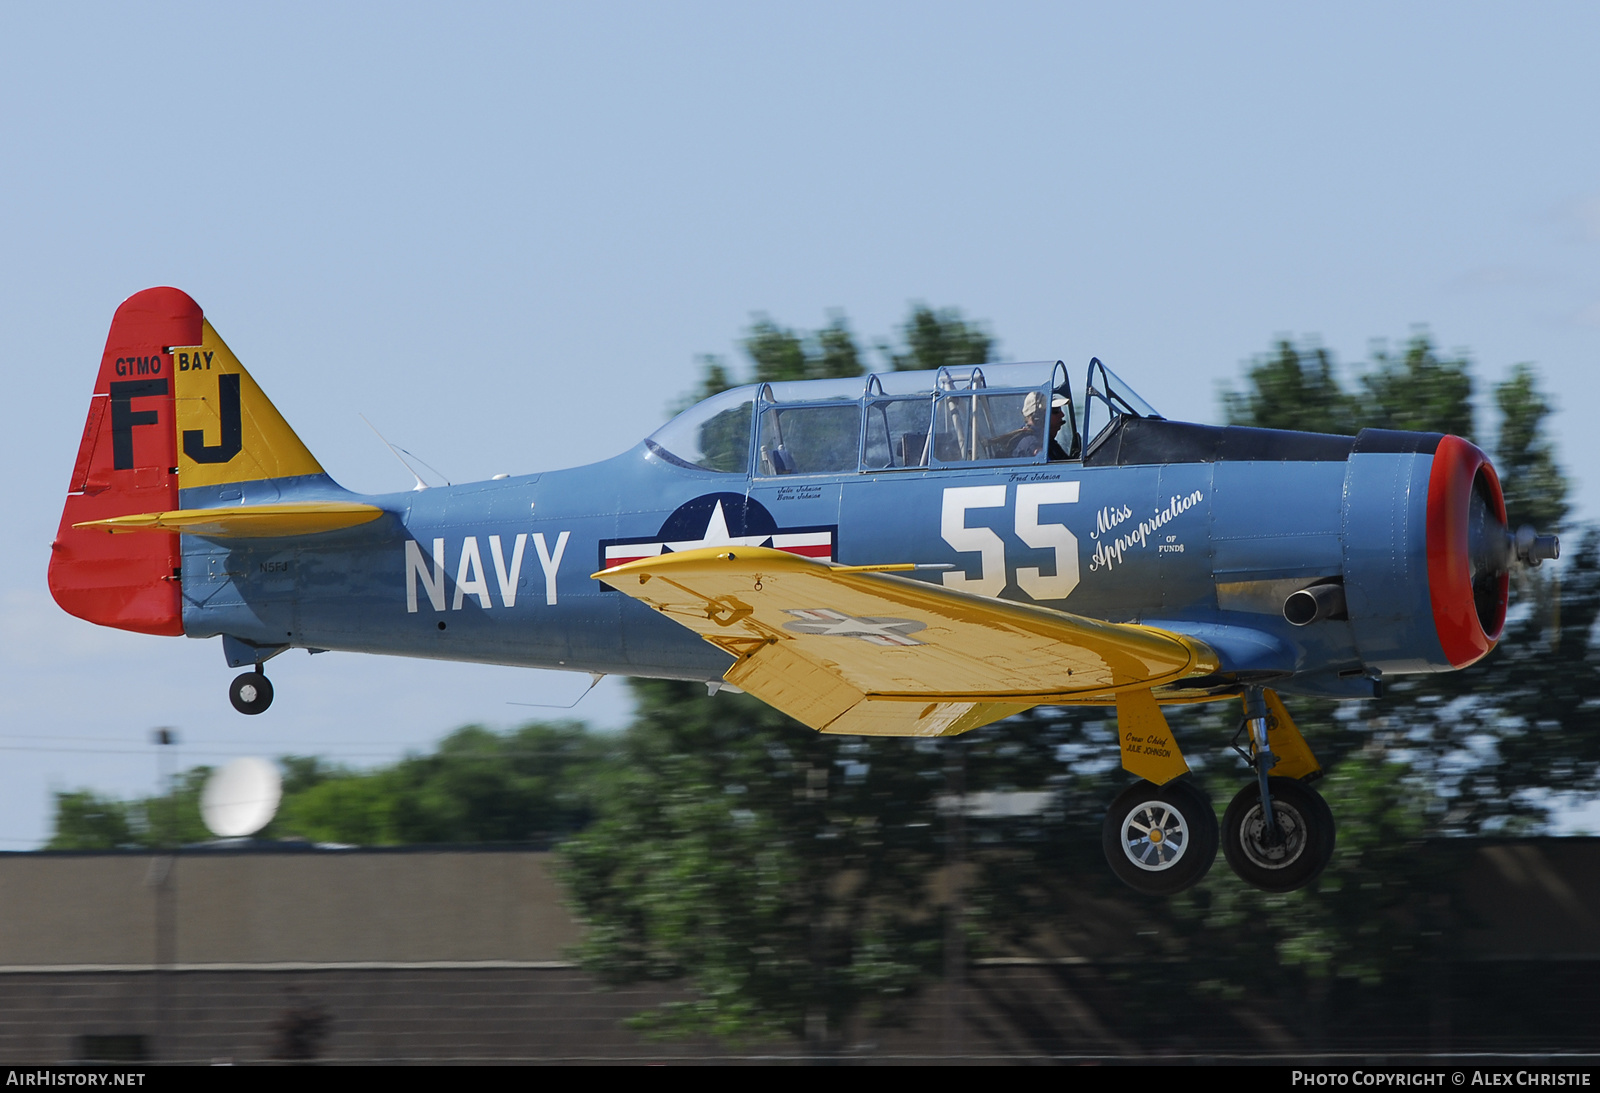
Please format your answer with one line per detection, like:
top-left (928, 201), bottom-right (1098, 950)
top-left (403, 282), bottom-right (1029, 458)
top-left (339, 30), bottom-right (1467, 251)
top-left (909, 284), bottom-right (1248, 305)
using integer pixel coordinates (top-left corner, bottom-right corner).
top-left (360, 414), bottom-right (452, 489)
top-left (507, 673), bottom-right (606, 710)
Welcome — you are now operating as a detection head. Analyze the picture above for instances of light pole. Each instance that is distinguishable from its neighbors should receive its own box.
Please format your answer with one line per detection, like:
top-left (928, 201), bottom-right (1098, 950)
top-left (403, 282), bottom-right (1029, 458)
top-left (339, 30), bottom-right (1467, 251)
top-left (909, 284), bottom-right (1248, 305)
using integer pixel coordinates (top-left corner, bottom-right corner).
top-left (150, 728), bottom-right (177, 1061)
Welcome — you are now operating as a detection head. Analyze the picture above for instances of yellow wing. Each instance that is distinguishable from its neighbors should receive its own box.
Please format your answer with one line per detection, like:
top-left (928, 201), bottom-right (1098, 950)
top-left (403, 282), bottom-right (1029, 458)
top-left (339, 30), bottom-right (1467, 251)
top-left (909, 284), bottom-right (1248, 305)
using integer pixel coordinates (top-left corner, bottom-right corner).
top-left (595, 546), bottom-right (1219, 738)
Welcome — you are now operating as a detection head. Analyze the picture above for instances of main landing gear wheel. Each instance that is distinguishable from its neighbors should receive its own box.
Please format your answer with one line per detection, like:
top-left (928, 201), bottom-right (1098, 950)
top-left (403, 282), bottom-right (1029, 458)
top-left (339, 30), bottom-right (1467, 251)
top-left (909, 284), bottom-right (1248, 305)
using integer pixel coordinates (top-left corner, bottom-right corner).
top-left (1221, 777), bottom-right (1335, 893)
top-left (229, 671), bottom-right (274, 715)
top-left (1102, 778), bottom-right (1219, 896)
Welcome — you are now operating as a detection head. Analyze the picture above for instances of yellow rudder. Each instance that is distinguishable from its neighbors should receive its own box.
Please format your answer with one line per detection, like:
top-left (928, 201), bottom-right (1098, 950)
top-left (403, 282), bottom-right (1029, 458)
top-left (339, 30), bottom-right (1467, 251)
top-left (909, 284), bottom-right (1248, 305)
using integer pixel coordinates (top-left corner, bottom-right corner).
top-left (172, 320), bottom-right (322, 489)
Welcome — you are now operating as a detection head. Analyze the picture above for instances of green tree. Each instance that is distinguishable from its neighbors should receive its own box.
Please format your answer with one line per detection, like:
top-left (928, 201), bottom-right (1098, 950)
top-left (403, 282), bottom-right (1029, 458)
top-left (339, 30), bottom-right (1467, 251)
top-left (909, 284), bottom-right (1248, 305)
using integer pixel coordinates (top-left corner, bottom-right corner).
top-left (46, 767), bottom-right (215, 850)
top-left (743, 316), bottom-right (810, 383)
top-left (1415, 529), bottom-right (1600, 834)
top-left (45, 722), bottom-right (610, 850)
top-left (1359, 334), bottom-right (1475, 439)
top-left (276, 766), bottom-right (405, 845)
top-left (743, 313), bottom-right (863, 383)
top-left (1221, 332), bottom-right (1476, 439)
top-left (1494, 363), bottom-right (1570, 532)
top-left (570, 301), bottom-right (1004, 1045)
top-left (46, 791), bottom-right (136, 850)
top-left (680, 353), bottom-right (739, 404)
top-left (1387, 357), bottom-right (1580, 833)
top-left (682, 304), bottom-right (992, 408)
top-left (561, 680), bottom-right (948, 1046)
top-left (144, 766), bottom-right (217, 847)
top-left (280, 722), bottom-right (610, 845)
top-left (884, 304), bottom-right (992, 373)
top-left (814, 314), bottom-right (864, 379)
top-left (1221, 340), bottom-right (1362, 435)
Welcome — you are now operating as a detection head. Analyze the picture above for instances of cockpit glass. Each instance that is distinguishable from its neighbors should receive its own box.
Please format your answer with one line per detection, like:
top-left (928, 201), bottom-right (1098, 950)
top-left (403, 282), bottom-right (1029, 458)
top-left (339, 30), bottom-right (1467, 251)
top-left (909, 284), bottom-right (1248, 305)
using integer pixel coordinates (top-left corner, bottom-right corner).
top-left (862, 361), bottom-right (1061, 398)
top-left (864, 398), bottom-right (934, 469)
top-left (932, 390), bottom-right (1043, 464)
top-left (757, 377), bottom-right (868, 403)
top-left (1097, 364), bottom-right (1159, 418)
top-left (648, 386), bottom-right (754, 473)
top-left (647, 361), bottom-right (1086, 475)
top-left (1082, 359), bottom-right (1161, 451)
top-left (757, 401), bottom-right (860, 476)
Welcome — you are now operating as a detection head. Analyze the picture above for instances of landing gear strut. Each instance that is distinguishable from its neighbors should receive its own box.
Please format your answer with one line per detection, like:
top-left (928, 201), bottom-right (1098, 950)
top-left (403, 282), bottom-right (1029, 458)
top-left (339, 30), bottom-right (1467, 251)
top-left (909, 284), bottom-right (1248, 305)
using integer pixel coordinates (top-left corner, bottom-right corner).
top-left (1221, 687), bottom-right (1334, 891)
top-left (229, 670), bottom-right (274, 715)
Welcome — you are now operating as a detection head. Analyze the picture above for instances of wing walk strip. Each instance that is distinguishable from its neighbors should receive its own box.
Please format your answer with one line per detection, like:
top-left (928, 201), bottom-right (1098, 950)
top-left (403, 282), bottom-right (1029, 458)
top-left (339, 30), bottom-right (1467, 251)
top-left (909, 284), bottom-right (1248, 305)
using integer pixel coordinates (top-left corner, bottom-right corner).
top-left (596, 546), bottom-right (1220, 750)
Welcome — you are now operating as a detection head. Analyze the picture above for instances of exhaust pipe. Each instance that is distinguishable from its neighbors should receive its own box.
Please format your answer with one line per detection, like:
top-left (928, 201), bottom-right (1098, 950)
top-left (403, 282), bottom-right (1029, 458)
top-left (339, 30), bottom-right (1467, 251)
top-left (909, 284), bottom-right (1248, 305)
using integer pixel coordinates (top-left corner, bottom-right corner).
top-left (1283, 582), bottom-right (1348, 627)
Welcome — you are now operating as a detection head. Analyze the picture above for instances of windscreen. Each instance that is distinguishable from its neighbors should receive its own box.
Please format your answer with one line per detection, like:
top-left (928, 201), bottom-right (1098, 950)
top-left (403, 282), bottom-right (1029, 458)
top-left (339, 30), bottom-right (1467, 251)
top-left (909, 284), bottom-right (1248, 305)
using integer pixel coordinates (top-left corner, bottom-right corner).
top-left (648, 387), bottom-right (755, 472)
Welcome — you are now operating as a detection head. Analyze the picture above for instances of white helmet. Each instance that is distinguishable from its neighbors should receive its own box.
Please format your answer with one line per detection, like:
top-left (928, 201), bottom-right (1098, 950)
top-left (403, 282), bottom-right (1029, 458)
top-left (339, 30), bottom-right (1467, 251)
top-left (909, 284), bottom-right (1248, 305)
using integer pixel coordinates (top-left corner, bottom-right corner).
top-left (1023, 390), bottom-right (1069, 419)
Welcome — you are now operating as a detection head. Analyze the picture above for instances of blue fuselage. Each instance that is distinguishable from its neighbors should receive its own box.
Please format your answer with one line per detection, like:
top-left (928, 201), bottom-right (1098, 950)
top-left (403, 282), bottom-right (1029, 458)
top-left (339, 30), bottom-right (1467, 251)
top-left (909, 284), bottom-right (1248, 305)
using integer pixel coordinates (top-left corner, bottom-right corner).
top-left (178, 417), bottom-right (1454, 701)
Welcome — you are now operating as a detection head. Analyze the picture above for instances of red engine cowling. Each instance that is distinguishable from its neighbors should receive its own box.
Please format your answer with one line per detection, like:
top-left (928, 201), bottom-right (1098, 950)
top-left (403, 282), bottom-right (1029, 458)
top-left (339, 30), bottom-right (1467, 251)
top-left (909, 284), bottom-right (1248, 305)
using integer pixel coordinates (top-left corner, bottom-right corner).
top-left (1425, 435), bottom-right (1508, 669)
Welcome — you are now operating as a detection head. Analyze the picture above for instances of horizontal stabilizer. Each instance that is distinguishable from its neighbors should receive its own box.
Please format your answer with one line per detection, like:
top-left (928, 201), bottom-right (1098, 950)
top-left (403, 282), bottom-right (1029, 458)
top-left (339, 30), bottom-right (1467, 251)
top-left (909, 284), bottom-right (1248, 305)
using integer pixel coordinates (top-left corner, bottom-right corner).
top-left (75, 501), bottom-right (384, 538)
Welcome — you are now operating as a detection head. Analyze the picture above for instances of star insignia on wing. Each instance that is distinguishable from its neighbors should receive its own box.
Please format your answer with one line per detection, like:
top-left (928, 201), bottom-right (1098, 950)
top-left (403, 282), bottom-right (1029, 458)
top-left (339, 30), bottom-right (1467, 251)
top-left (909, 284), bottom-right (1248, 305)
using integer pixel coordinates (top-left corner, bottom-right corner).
top-left (782, 608), bottom-right (927, 647)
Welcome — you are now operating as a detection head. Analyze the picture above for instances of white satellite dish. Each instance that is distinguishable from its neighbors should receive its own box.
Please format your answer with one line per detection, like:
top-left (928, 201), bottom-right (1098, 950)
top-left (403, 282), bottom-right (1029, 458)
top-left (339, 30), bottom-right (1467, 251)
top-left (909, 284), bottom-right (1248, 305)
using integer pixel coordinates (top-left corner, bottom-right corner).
top-left (201, 757), bottom-right (282, 838)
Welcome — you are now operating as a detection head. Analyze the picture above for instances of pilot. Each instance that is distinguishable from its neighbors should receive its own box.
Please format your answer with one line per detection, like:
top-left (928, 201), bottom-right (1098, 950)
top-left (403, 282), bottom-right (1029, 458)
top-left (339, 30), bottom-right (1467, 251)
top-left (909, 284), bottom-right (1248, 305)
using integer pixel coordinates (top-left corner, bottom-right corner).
top-left (1009, 391), bottom-right (1073, 461)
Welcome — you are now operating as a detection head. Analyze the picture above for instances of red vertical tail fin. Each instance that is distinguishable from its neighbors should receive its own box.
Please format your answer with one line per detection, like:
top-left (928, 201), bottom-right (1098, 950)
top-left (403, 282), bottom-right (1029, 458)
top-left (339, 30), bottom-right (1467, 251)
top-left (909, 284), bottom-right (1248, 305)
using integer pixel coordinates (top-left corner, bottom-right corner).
top-left (49, 287), bottom-right (203, 635)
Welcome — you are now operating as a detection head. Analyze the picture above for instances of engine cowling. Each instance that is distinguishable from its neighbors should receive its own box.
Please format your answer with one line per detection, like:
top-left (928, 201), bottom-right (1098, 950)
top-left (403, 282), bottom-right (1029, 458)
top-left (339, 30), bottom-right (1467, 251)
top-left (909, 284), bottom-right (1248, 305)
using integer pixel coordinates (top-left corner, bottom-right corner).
top-left (1341, 432), bottom-right (1510, 674)
top-left (1426, 434), bottom-right (1509, 668)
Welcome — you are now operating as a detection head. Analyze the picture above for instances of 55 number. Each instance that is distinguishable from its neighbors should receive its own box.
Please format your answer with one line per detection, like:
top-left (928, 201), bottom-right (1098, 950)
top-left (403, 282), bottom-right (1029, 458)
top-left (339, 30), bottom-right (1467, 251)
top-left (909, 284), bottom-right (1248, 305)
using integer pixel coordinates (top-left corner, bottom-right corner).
top-left (940, 483), bottom-right (1080, 601)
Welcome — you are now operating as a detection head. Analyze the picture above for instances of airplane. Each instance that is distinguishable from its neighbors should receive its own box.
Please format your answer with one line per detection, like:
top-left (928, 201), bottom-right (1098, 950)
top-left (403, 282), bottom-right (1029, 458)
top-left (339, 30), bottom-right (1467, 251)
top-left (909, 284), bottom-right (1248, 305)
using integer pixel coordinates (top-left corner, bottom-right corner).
top-left (50, 287), bottom-right (1560, 896)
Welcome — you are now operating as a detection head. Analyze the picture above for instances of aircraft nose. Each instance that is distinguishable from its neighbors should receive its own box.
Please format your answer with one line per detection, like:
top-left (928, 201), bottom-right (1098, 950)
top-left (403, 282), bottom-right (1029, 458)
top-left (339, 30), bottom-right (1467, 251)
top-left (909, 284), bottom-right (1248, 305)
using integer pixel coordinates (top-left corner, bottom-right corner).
top-left (1512, 524), bottom-right (1560, 567)
top-left (1462, 463), bottom-right (1560, 578)
top-left (1466, 478), bottom-right (1511, 585)
top-left (1425, 436), bottom-right (1509, 667)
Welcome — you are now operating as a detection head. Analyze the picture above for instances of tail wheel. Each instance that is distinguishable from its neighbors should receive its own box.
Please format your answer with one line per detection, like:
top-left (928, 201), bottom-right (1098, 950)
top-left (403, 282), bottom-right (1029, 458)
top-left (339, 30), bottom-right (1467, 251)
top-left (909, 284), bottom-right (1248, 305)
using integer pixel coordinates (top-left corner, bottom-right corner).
top-left (1221, 777), bottom-right (1335, 892)
top-left (229, 671), bottom-right (274, 715)
top-left (1102, 778), bottom-right (1219, 896)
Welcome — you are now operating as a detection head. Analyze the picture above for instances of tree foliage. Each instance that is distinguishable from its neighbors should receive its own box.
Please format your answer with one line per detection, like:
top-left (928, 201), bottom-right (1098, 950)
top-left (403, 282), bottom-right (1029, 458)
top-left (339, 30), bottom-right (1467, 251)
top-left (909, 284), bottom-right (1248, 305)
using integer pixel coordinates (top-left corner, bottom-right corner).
top-left (743, 313), bottom-right (863, 384)
top-left (47, 791), bottom-right (137, 850)
top-left (1399, 528), bottom-right (1600, 835)
top-left (46, 767), bottom-right (215, 850)
top-left (281, 723), bottom-right (608, 844)
top-left (1221, 332), bottom-right (1477, 440)
top-left (686, 303), bottom-right (992, 402)
top-left (1494, 363), bottom-right (1570, 532)
top-left (46, 722), bottom-right (609, 850)
top-left (1220, 340), bottom-right (1361, 436)
top-left (1360, 335), bottom-right (1476, 439)
top-left (883, 304), bottom-right (992, 373)
top-left (561, 680), bottom-right (947, 1044)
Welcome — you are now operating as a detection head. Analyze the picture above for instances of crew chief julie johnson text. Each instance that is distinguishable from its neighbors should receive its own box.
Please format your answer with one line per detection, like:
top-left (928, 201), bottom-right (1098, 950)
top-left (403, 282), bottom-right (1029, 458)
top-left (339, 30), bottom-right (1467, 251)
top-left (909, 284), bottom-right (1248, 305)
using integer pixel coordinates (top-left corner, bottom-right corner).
top-left (1293, 1076), bottom-right (1590, 1087)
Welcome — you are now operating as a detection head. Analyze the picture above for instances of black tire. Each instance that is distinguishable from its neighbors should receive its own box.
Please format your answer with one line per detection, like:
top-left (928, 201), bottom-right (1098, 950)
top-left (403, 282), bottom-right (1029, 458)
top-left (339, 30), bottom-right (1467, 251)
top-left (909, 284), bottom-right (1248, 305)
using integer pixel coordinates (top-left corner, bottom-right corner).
top-left (1221, 777), bottom-right (1335, 892)
top-left (229, 671), bottom-right (274, 715)
top-left (1101, 778), bottom-right (1219, 896)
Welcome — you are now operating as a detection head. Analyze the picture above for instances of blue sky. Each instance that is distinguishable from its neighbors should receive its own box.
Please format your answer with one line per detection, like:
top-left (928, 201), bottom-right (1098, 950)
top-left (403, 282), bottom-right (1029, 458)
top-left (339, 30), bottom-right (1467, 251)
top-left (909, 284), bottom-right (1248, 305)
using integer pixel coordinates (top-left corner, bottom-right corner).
top-left (2, 3), bottom-right (1597, 846)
